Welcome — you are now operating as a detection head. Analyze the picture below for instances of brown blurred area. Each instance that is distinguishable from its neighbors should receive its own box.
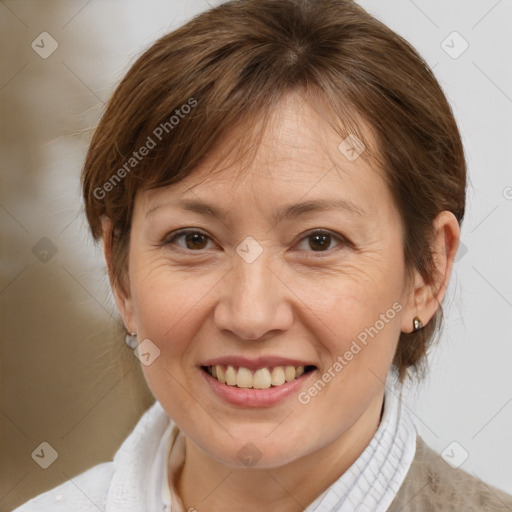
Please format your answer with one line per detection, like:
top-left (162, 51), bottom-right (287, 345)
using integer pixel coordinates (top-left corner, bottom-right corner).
top-left (0, 2), bottom-right (154, 510)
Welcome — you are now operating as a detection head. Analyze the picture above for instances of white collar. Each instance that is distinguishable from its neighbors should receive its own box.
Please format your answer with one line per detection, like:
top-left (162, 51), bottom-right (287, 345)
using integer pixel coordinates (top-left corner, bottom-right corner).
top-left (104, 398), bottom-right (170, 512)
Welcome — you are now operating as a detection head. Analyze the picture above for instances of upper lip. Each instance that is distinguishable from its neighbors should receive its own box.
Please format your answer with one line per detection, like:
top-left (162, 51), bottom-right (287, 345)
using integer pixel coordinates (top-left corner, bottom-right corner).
top-left (200, 356), bottom-right (316, 371)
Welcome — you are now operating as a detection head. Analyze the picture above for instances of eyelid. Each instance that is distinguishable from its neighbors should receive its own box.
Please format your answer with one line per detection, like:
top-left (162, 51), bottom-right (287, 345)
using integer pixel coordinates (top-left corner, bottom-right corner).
top-left (161, 228), bottom-right (216, 249)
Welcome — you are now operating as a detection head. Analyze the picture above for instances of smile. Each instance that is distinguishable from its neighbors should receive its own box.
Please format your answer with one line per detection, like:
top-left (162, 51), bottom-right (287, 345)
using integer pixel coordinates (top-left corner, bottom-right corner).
top-left (201, 364), bottom-right (316, 389)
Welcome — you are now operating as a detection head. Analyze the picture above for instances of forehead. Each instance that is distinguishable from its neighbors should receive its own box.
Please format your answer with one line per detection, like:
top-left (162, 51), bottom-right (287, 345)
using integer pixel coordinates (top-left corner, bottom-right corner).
top-left (138, 91), bottom-right (390, 217)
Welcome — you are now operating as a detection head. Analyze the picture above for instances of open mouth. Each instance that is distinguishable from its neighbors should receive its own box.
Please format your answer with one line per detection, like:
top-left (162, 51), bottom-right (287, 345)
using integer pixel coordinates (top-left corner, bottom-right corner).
top-left (201, 364), bottom-right (317, 389)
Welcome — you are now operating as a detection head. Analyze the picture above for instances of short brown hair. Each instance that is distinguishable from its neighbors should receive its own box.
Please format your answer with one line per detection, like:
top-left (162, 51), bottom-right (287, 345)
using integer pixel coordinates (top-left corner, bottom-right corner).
top-left (81, 0), bottom-right (466, 383)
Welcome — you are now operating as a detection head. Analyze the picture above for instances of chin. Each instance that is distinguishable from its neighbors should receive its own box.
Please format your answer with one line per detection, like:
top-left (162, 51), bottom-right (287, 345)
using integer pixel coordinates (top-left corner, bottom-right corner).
top-left (193, 426), bottom-right (311, 470)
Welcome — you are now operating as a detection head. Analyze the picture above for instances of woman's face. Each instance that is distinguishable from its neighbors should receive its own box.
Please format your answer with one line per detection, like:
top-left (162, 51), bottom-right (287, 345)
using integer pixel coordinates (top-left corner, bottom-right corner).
top-left (116, 91), bottom-right (415, 468)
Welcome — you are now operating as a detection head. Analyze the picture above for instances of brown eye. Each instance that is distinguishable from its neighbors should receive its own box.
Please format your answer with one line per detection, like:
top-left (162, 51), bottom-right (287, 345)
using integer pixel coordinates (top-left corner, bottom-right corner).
top-left (308, 232), bottom-right (332, 251)
top-left (296, 230), bottom-right (347, 254)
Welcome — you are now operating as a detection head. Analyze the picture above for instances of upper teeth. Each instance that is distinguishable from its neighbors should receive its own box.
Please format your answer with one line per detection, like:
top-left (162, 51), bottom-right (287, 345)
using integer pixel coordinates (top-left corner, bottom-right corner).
top-left (207, 365), bottom-right (305, 389)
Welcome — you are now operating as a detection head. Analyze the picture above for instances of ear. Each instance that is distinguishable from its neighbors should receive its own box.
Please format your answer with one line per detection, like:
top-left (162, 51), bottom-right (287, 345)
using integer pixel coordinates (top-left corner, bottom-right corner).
top-left (401, 211), bottom-right (460, 333)
top-left (100, 216), bottom-right (136, 334)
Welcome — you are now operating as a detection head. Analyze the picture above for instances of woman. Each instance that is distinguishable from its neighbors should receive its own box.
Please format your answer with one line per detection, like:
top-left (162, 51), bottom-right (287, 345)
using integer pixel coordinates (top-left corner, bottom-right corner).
top-left (14, 0), bottom-right (512, 510)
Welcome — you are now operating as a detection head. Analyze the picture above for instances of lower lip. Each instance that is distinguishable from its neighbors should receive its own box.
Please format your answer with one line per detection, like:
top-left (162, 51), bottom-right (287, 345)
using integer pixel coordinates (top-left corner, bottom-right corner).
top-left (200, 368), bottom-right (315, 407)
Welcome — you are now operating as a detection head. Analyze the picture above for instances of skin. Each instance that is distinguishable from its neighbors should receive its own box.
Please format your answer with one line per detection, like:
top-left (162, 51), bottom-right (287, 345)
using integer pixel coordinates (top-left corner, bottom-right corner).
top-left (103, 91), bottom-right (460, 511)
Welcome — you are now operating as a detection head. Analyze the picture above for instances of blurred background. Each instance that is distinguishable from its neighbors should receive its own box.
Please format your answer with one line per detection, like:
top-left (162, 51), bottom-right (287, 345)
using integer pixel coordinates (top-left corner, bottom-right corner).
top-left (1, 0), bottom-right (511, 510)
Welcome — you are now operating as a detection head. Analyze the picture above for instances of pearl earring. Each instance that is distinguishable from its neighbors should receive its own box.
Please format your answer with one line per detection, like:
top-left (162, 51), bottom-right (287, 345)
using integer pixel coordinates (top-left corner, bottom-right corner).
top-left (125, 332), bottom-right (138, 349)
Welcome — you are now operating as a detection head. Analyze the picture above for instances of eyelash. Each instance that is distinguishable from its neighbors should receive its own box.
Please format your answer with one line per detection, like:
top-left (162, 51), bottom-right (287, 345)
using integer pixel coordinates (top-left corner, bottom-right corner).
top-left (161, 228), bottom-right (352, 257)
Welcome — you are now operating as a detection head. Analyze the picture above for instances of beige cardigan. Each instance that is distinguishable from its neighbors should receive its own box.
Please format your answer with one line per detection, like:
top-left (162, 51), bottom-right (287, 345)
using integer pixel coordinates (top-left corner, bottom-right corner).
top-left (388, 436), bottom-right (512, 511)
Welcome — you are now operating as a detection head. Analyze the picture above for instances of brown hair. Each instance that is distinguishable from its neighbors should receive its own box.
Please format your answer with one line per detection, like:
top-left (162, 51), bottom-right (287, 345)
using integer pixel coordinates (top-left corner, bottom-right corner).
top-left (81, 0), bottom-right (466, 383)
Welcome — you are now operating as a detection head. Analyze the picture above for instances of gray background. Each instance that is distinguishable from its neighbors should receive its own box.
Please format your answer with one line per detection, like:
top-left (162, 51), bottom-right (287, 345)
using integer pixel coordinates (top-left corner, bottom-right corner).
top-left (1, 0), bottom-right (511, 510)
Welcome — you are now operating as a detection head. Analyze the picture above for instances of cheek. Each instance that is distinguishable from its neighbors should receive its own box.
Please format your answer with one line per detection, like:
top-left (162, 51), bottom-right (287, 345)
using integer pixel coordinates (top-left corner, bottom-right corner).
top-left (318, 296), bottom-right (402, 375)
top-left (127, 266), bottom-right (212, 393)
top-left (294, 272), bottom-right (404, 383)
top-left (294, 261), bottom-right (403, 330)
top-left (129, 254), bottom-right (215, 335)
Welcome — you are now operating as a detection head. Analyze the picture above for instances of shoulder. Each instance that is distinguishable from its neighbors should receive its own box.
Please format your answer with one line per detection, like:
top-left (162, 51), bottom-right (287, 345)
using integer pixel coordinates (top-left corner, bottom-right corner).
top-left (388, 436), bottom-right (512, 511)
top-left (12, 462), bottom-right (114, 512)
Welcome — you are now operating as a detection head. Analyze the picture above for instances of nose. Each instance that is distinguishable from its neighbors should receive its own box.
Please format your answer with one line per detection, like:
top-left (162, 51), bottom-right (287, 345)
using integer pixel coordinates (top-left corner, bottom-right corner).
top-left (214, 253), bottom-right (293, 341)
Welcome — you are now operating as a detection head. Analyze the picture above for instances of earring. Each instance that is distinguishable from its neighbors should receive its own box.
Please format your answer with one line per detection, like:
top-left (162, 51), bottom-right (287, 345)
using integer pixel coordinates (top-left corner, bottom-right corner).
top-left (412, 316), bottom-right (423, 331)
top-left (125, 332), bottom-right (138, 349)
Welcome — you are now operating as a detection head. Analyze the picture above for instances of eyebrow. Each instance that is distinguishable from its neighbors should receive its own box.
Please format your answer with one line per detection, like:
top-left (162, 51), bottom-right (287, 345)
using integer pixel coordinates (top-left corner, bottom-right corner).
top-left (146, 197), bottom-right (365, 223)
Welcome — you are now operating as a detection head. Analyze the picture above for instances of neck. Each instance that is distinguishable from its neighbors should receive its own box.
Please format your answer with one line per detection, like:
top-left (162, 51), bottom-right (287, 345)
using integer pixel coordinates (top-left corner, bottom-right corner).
top-left (174, 390), bottom-right (385, 512)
